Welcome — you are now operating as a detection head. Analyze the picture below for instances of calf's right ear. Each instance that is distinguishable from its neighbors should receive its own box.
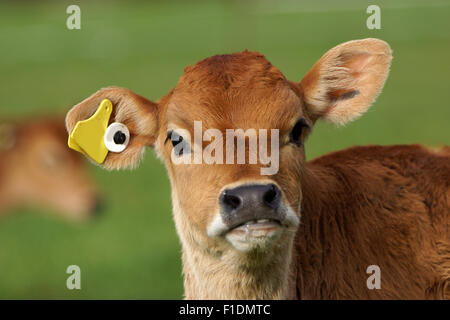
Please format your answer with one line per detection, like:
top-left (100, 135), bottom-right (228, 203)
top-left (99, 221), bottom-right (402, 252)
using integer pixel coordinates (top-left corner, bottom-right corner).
top-left (299, 38), bottom-right (392, 125)
top-left (65, 87), bottom-right (158, 170)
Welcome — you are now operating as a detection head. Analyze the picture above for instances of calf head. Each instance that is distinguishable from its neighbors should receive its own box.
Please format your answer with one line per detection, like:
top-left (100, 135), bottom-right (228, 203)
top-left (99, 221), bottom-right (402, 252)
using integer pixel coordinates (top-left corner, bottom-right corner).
top-left (0, 118), bottom-right (100, 220)
top-left (66, 39), bottom-right (391, 261)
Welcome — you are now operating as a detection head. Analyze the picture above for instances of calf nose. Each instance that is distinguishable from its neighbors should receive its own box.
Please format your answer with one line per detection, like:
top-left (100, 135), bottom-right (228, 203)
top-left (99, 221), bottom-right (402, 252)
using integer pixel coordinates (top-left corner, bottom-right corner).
top-left (219, 184), bottom-right (281, 222)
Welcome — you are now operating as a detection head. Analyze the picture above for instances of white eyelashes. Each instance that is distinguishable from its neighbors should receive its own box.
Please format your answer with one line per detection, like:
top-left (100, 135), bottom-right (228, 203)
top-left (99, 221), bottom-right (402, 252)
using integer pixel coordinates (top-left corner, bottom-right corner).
top-left (104, 122), bottom-right (130, 153)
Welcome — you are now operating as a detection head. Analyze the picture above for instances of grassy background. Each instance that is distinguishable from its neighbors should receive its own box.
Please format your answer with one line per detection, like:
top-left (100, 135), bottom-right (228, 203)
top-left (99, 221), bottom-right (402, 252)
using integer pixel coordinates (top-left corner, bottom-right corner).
top-left (0, 0), bottom-right (448, 299)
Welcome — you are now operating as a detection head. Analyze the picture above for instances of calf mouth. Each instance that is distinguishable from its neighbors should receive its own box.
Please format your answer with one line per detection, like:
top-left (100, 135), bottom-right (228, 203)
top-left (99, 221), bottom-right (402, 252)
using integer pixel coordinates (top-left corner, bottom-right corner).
top-left (227, 218), bottom-right (282, 237)
top-left (207, 204), bottom-right (299, 236)
top-left (207, 207), bottom-right (299, 252)
top-left (223, 215), bottom-right (286, 253)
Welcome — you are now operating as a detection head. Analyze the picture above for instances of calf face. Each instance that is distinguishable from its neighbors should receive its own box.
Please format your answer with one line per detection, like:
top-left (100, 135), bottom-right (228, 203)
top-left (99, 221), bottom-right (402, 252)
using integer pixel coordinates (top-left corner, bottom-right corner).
top-left (0, 118), bottom-right (100, 220)
top-left (66, 39), bottom-right (391, 255)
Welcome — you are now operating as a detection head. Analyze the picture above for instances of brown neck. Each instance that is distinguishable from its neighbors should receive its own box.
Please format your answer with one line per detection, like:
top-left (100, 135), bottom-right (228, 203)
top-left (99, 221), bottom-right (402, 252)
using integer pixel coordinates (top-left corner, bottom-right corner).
top-left (180, 236), bottom-right (298, 299)
top-left (295, 162), bottom-right (395, 299)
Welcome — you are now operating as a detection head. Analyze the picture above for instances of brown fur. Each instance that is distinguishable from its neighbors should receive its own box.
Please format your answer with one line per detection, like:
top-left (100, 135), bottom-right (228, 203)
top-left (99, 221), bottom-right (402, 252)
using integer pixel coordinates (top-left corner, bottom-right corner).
top-left (299, 145), bottom-right (450, 299)
top-left (65, 39), bottom-right (449, 299)
top-left (0, 117), bottom-right (98, 220)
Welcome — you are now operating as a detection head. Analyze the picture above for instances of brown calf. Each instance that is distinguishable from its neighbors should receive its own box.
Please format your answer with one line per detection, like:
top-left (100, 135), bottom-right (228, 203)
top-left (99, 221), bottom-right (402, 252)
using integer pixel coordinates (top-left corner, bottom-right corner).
top-left (0, 117), bottom-right (100, 221)
top-left (66, 38), bottom-right (449, 299)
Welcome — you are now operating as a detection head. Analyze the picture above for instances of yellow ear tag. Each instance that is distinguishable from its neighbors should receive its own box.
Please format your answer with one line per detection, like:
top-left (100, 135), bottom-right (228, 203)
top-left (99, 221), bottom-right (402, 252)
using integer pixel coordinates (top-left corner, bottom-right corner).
top-left (68, 99), bottom-right (113, 164)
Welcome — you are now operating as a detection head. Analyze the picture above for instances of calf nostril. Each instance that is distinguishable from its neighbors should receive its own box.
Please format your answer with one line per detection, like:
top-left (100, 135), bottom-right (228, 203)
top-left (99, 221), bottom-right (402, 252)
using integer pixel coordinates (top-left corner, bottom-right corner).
top-left (263, 184), bottom-right (279, 207)
top-left (222, 191), bottom-right (242, 210)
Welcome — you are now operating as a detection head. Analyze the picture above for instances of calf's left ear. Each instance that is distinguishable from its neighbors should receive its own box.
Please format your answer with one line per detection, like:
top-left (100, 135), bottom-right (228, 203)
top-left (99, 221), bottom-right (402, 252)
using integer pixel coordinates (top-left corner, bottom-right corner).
top-left (66, 87), bottom-right (158, 170)
top-left (299, 38), bottom-right (392, 125)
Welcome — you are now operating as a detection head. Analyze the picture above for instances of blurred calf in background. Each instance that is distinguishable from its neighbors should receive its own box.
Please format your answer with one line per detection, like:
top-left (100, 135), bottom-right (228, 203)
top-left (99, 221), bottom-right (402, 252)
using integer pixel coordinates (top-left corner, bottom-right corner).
top-left (0, 117), bottom-right (101, 221)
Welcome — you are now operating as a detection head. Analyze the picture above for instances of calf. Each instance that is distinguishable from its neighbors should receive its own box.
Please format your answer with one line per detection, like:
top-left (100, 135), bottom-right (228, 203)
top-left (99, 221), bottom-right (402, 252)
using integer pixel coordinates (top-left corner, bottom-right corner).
top-left (66, 39), bottom-right (449, 299)
top-left (0, 117), bottom-right (100, 221)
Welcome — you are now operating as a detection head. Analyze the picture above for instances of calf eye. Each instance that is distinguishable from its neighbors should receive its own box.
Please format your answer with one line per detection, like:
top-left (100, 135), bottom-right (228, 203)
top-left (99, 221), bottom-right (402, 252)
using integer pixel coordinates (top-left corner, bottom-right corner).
top-left (289, 118), bottom-right (309, 145)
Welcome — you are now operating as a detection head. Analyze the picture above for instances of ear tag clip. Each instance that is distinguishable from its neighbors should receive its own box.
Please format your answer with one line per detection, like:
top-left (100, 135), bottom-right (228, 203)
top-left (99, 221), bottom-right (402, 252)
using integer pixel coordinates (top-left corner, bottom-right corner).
top-left (68, 99), bottom-right (113, 164)
top-left (104, 122), bottom-right (130, 153)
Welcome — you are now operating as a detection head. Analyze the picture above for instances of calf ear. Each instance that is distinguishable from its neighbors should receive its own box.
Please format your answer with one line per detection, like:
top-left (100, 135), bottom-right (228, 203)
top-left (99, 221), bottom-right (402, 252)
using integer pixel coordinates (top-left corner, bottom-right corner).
top-left (299, 38), bottom-right (392, 125)
top-left (65, 87), bottom-right (158, 170)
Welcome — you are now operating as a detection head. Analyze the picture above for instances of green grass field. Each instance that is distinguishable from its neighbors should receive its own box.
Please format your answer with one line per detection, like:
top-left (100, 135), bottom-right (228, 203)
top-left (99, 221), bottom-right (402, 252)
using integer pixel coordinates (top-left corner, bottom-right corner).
top-left (0, 0), bottom-right (448, 299)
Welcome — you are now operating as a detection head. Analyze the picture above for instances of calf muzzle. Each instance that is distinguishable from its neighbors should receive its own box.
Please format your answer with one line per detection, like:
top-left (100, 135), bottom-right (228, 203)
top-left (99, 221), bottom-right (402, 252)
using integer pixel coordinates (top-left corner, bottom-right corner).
top-left (219, 184), bottom-right (283, 230)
